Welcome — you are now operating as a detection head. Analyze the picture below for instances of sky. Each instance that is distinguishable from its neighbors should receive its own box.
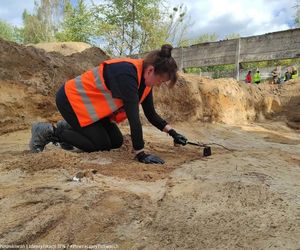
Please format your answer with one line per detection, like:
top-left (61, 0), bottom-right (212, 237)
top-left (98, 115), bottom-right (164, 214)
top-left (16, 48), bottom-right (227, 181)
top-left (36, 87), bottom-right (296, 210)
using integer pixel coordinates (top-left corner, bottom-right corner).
top-left (173, 0), bottom-right (297, 39)
top-left (0, 0), bottom-right (298, 40)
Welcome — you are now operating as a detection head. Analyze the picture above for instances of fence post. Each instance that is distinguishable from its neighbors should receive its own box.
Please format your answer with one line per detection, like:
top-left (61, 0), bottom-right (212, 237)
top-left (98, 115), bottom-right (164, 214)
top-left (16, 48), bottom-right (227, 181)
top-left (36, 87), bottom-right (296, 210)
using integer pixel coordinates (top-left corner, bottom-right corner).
top-left (235, 38), bottom-right (241, 81)
top-left (179, 47), bottom-right (184, 71)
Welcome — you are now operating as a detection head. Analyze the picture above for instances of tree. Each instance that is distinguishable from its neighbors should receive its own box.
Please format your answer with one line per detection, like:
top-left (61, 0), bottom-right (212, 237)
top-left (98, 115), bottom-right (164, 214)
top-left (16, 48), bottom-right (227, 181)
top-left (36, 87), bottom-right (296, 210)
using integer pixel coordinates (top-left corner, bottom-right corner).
top-left (135, 1), bottom-right (166, 53)
top-left (21, 10), bottom-right (48, 43)
top-left (21, 0), bottom-right (69, 44)
top-left (56, 0), bottom-right (95, 43)
top-left (92, 0), bottom-right (194, 56)
top-left (0, 20), bottom-right (18, 42)
top-left (164, 4), bottom-right (192, 47)
top-left (92, 0), bottom-right (165, 56)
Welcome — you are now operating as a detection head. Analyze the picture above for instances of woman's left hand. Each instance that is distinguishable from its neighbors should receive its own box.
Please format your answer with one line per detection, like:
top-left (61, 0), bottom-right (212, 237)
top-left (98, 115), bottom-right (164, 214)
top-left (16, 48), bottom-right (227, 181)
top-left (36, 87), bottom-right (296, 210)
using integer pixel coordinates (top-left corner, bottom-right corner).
top-left (168, 129), bottom-right (187, 145)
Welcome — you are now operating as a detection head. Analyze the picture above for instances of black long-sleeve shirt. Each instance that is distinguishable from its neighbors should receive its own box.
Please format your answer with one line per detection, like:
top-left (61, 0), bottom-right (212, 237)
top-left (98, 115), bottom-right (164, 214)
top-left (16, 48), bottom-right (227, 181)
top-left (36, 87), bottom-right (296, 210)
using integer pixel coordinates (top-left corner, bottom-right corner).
top-left (103, 62), bottom-right (167, 150)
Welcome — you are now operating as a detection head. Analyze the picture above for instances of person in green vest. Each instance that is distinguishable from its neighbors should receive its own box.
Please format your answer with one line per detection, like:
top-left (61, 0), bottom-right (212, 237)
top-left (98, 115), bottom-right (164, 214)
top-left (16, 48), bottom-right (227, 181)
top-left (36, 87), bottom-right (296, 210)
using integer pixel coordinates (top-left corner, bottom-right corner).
top-left (291, 66), bottom-right (298, 79)
top-left (253, 70), bottom-right (261, 84)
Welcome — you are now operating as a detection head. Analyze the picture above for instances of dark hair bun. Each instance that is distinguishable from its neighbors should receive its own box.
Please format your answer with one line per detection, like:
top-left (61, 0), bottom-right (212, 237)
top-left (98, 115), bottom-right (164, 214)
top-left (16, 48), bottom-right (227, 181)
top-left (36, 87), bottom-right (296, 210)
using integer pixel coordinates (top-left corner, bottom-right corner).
top-left (160, 44), bottom-right (173, 58)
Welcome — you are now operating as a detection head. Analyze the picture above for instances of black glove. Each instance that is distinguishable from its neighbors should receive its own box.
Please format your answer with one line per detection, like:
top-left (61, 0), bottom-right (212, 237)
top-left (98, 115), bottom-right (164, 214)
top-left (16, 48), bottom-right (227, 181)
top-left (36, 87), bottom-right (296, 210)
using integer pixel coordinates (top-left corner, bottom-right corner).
top-left (168, 129), bottom-right (187, 145)
top-left (136, 151), bottom-right (165, 164)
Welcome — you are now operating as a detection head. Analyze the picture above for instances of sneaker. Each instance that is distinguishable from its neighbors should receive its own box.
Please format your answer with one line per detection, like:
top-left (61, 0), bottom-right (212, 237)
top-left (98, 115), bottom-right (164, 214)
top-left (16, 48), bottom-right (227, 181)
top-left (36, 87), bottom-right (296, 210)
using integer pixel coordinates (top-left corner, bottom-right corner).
top-left (29, 122), bottom-right (57, 153)
top-left (56, 120), bottom-right (74, 150)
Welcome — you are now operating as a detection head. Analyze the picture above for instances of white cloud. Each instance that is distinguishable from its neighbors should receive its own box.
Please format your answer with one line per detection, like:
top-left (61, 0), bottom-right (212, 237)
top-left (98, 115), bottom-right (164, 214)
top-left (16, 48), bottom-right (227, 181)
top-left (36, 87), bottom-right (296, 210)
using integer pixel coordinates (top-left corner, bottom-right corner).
top-left (168, 0), bottom-right (296, 39)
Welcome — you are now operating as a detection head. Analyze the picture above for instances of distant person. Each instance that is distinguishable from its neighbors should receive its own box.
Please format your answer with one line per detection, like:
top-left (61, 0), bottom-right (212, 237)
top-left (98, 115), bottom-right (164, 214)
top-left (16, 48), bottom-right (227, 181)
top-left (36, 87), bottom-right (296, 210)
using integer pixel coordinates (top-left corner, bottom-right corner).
top-left (284, 67), bottom-right (292, 82)
top-left (253, 70), bottom-right (261, 84)
top-left (291, 66), bottom-right (298, 79)
top-left (271, 66), bottom-right (281, 84)
top-left (245, 70), bottom-right (252, 84)
top-left (29, 44), bottom-right (188, 164)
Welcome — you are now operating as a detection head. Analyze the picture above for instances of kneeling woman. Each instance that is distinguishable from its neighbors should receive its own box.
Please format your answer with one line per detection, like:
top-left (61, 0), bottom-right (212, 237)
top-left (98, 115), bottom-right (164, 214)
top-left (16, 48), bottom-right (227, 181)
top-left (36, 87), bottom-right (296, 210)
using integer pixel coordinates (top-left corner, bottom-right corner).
top-left (30, 44), bottom-right (187, 164)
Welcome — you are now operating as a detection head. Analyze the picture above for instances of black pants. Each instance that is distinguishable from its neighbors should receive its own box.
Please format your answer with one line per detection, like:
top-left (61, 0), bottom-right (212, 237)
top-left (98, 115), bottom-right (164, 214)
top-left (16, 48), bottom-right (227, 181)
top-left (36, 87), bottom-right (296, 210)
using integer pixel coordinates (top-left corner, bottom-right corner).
top-left (55, 85), bottom-right (123, 152)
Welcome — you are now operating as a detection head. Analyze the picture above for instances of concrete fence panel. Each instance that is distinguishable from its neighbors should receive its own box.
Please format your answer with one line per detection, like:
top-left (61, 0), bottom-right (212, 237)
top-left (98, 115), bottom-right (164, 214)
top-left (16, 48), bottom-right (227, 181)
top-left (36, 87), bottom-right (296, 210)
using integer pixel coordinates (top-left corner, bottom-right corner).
top-left (170, 28), bottom-right (300, 70)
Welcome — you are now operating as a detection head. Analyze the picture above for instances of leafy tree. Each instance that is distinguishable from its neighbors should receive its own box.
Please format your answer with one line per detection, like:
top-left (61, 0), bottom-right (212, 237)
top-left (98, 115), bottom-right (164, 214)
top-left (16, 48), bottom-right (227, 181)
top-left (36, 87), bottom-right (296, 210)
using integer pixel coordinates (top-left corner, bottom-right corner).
top-left (136, 2), bottom-right (166, 53)
top-left (21, 10), bottom-right (48, 43)
top-left (17, 0), bottom-right (193, 54)
top-left (93, 0), bottom-right (165, 56)
top-left (56, 0), bottom-right (95, 43)
top-left (0, 20), bottom-right (18, 42)
top-left (21, 0), bottom-right (69, 44)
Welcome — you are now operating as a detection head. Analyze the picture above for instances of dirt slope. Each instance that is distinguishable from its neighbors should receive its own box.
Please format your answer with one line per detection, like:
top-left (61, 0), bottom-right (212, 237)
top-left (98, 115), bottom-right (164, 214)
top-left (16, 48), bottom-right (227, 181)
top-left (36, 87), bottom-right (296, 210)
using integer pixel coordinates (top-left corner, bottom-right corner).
top-left (0, 39), bottom-right (109, 135)
top-left (154, 74), bottom-right (299, 126)
top-left (0, 39), bottom-right (300, 249)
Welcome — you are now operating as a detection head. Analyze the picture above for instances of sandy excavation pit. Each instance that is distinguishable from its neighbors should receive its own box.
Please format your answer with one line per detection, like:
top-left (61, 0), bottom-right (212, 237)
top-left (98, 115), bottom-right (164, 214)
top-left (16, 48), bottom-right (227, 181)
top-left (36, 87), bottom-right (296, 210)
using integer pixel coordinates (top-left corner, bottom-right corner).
top-left (0, 39), bottom-right (300, 249)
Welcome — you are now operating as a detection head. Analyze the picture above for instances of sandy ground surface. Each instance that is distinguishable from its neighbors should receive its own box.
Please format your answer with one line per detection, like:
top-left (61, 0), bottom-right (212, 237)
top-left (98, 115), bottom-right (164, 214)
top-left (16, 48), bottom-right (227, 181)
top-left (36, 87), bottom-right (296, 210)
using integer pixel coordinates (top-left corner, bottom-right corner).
top-left (0, 121), bottom-right (300, 249)
top-left (1, 39), bottom-right (300, 249)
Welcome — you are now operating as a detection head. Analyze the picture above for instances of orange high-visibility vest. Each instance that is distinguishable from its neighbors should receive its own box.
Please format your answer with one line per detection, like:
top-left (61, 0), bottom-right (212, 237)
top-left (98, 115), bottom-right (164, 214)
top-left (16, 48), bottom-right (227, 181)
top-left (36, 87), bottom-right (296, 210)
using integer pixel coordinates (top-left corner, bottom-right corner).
top-left (65, 58), bottom-right (152, 127)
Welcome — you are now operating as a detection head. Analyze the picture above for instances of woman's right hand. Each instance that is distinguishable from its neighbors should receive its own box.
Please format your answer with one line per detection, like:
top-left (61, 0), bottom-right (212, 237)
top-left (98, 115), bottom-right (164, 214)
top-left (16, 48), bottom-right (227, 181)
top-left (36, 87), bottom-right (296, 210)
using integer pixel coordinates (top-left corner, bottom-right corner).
top-left (135, 151), bottom-right (165, 164)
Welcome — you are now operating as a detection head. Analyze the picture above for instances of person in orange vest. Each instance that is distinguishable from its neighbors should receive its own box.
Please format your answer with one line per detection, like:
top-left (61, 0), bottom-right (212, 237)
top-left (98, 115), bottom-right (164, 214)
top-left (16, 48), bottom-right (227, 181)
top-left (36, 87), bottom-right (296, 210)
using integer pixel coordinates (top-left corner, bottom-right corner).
top-left (29, 44), bottom-right (187, 164)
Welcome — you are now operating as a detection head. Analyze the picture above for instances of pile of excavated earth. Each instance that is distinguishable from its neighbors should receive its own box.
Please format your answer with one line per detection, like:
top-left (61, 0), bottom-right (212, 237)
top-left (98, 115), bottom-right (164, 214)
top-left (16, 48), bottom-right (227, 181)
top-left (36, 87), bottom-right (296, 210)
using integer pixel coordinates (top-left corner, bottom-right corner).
top-left (0, 38), bottom-right (300, 249)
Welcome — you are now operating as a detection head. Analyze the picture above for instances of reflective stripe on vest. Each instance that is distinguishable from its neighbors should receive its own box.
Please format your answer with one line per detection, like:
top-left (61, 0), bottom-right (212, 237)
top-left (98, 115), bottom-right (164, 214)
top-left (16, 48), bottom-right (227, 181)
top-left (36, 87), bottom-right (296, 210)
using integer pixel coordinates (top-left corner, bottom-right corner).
top-left (92, 67), bottom-right (118, 112)
top-left (74, 75), bottom-right (99, 123)
top-left (65, 58), bottom-right (151, 127)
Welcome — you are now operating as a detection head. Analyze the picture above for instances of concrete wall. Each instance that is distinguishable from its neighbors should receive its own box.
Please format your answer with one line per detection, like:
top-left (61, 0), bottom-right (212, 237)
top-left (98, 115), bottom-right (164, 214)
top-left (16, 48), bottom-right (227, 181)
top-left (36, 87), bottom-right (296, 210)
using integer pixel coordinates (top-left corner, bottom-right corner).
top-left (171, 28), bottom-right (300, 69)
top-left (172, 39), bottom-right (237, 69)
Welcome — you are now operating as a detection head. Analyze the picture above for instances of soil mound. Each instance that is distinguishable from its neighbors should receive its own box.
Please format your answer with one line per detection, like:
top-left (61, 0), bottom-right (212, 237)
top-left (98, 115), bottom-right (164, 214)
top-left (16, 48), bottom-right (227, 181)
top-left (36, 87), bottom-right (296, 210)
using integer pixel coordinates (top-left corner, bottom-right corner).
top-left (153, 74), bottom-right (291, 125)
top-left (0, 39), bottom-right (108, 96)
top-left (29, 42), bottom-right (92, 56)
top-left (0, 38), bottom-right (109, 135)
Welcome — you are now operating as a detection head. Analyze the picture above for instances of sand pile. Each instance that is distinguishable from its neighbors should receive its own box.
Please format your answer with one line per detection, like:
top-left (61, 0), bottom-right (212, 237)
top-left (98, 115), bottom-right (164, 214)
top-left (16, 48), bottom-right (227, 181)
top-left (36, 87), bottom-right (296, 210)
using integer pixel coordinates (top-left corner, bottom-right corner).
top-left (153, 74), bottom-right (287, 125)
top-left (29, 42), bottom-right (92, 56)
